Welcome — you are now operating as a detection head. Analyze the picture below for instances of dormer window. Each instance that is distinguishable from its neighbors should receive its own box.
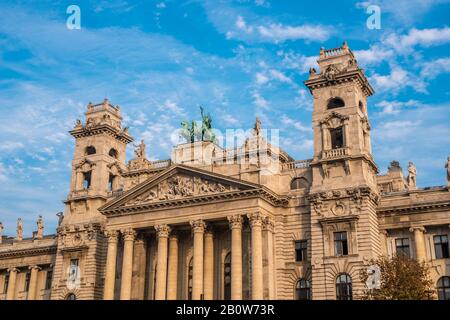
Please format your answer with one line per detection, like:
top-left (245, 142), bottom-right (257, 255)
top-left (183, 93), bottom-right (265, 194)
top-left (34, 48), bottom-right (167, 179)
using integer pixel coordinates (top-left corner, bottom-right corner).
top-left (85, 146), bottom-right (96, 155)
top-left (327, 97), bottom-right (345, 109)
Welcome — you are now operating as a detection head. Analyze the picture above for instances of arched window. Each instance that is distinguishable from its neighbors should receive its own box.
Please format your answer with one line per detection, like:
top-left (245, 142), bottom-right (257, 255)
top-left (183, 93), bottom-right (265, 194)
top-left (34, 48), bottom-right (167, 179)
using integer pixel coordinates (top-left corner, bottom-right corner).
top-left (358, 101), bottom-right (365, 113)
top-left (109, 148), bottom-right (118, 158)
top-left (296, 279), bottom-right (311, 300)
top-left (336, 273), bottom-right (352, 300)
top-left (224, 252), bottom-right (231, 300)
top-left (437, 276), bottom-right (450, 300)
top-left (188, 258), bottom-right (193, 300)
top-left (66, 293), bottom-right (77, 300)
top-left (327, 97), bottom-right (345, 109)
top-left (85, 146), bottom-right (96, 155)
top-left (290, 177), bottom-right (309, 190)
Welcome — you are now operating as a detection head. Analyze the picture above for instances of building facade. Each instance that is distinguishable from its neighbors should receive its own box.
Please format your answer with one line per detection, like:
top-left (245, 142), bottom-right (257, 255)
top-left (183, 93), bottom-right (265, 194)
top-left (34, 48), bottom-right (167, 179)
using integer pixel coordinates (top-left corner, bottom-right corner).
top-left (1, 43), bottom-right (449, 300)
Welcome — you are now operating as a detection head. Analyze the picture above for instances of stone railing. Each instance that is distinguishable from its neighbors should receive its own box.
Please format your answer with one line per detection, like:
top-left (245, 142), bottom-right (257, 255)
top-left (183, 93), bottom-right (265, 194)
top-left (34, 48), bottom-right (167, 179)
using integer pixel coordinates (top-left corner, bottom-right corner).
top-left (322, 147), bottom-right (348, 159)
top-left (282, 159), bottom-right (312, 171)
top-left (150, 159), bottom-right (171, 169)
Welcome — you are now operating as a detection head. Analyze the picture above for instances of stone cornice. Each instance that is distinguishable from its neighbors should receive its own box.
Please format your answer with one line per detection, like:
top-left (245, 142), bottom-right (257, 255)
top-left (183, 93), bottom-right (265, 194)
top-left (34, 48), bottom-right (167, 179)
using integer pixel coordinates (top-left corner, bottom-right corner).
top-left (69, 124), bottom-right (133, 144)
top-left (377, 200), bottom-right (450, 215)
top-left (0, 245), bottom-right (57, 259)
top-left (101, 187), bottom-right (288, 216)
top-left (304, 69), bottom-right (374, 97)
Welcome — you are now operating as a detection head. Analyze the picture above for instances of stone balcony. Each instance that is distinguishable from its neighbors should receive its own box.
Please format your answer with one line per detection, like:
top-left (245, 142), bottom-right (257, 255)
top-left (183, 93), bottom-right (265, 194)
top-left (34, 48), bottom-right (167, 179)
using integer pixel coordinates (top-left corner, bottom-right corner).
top-left (322, 147), bottom-right (349, 159)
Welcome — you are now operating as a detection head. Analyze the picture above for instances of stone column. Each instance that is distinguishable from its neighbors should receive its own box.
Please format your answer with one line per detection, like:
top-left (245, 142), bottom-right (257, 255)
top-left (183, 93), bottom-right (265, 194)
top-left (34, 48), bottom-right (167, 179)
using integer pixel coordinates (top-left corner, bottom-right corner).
top-left (6, 268), bottom-right (19, 300)
top-left (379, 229), bottom-right (389, 256)
top-left (120, 228), bottom-right (136, 300)
top-left (190, 219), bottom-right (205, 300)
top-left (227, 215), bottom-right (243, 300)
top-left (166, 233), bottom-right (178, 300)
top-left (248, 212), bottom-right (264, 300)
top-left (27, 266), bottom-right (41, 300)
top-left (262, 216), bottom-right (275, 300)
top-left (104, 230), bottom-right (119, 300)
top-left (154, 224), bottom-right (171, 300)
top-left (410, 226), bottom-right (427, 261)
top-left (203, 228), bottom-right (214, 300)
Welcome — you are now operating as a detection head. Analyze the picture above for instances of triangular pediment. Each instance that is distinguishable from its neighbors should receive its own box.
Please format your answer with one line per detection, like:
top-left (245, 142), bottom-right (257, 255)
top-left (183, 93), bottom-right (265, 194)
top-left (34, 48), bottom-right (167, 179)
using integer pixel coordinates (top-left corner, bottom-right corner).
top-left (99, 165), bottom-right (280, 214)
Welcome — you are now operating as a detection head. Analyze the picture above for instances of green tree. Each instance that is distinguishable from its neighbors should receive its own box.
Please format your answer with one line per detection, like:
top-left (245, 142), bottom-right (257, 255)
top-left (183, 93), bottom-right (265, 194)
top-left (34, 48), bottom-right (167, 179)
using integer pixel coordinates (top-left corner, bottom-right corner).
top-left (360, 254), bottom-right (435, 300)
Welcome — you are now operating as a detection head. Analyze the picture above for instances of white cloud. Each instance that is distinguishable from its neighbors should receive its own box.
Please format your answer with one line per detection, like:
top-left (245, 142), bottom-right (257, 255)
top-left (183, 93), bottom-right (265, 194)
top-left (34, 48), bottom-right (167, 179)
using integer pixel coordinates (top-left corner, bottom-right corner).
top-left (236, 16), bottom-right (253, 33)
top-left (252, 91), bottom-right (269, 109)
top-left (161, 99), bottom-right (185, 115)
top-left (156, 2), bottom-right (166, 9)
top-left (0, 141), bottom-right (25, 151)
top-left (420, 57), bottom-right (450, 79)
top-left (258, 23), bottom-right (330, 42)
top-left (281, 115), bottom-right (311, 132)
top-left (255, 72), bottom-right (269, 85)
top-left (353, 45), bottom-right (394, 67)
top-left (269, 69), bottom-right (292, 83)
top-left (370, 65), bottom-right (426, 93)
top-left (375, 100), bottom-right (420, 115)
top-left (384, 27), bottom-right (450, 53)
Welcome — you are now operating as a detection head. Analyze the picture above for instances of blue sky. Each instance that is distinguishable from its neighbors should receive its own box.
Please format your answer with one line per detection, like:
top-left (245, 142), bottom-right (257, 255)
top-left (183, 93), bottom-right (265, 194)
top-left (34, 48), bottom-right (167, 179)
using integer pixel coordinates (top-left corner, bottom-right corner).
top-left (0, 0), bottom-right (449, 235)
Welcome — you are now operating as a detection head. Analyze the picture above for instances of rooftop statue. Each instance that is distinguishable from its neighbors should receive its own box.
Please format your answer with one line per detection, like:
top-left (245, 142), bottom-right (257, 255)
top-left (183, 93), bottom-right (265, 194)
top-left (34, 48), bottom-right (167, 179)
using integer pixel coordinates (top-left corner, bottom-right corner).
top-left (180, 106), bottom-right (216, 143)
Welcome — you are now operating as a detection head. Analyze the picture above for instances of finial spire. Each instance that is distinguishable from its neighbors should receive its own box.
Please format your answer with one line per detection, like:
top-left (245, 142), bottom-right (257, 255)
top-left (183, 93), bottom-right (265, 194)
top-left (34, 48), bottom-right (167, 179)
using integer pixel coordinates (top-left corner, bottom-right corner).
top-left (0, 222), bottom-right (3, 244)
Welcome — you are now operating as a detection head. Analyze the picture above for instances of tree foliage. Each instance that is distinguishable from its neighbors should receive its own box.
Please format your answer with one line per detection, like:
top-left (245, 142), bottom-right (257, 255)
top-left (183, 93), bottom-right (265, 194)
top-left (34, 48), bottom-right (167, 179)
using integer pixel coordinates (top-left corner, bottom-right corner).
top-left (360, 254), bottom-right (435, 300)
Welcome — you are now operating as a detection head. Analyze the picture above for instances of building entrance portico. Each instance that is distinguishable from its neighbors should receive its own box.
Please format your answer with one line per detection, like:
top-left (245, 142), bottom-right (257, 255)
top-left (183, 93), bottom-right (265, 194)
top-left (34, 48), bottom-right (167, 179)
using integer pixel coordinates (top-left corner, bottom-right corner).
top-left (99, 165), bottom-right (280, 300)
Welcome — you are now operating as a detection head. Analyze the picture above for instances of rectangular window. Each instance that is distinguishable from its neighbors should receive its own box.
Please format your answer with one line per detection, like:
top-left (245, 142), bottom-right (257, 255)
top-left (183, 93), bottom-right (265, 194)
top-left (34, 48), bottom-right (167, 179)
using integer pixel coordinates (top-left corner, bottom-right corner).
top-left (434, 235), bottom-right (449, 259)
top-left (295, 240), bottom-right (308, 262)
top-left (395, 238), bottom-right (410, 257)
top-left (330, 127), bottom-right (344, 149)
top-left (69, 259), bottom-right (79, 281)
top-left (45, 270), bottom-right (53, 290)
top-left (334, 232), bottom-right (348, 256)
top-left (83, 172), bottom-right (91, 190)
top-left (24, 272), bottom-right (31, 292)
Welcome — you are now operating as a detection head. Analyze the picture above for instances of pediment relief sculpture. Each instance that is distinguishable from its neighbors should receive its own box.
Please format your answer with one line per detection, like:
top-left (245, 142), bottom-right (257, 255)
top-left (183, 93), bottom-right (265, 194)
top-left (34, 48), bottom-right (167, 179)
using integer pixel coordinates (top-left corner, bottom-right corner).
top-left (125, 174), bottom-right (240, 206)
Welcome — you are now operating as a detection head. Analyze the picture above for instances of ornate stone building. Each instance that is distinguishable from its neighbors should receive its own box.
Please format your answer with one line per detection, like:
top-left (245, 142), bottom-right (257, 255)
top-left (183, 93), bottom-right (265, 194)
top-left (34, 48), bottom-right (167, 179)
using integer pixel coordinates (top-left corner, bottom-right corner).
top-left (1, 43), bottom-right (449, 300)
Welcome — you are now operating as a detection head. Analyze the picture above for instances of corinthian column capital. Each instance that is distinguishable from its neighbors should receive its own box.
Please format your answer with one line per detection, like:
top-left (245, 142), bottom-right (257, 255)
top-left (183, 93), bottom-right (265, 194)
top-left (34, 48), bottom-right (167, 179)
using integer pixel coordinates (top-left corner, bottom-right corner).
top-left (155, 224), bottom-right (171, 238)
top-left (121, 228), bottom-right (136, 241)
top-left (227, 214), bottom-right (243, 229)
top-left (247, 212), bottom-right (265, 228)
top-left (105, 230), bottom-right (119, 242)
top-left (190, 219), bottom-right (206, 233)
top-left (262, 216), bottom-right (275, 232)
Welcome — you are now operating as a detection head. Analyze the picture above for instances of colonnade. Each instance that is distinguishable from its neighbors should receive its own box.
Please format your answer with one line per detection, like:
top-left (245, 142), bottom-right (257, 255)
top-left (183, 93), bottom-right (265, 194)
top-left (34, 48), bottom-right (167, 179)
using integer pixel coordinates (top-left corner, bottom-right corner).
top-left (103, 212), bottom-right (275, 300)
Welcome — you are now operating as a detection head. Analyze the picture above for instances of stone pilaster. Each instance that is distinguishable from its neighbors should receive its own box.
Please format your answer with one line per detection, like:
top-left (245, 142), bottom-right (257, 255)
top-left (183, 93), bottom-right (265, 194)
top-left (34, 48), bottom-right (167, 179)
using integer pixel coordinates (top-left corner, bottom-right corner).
top-left (120, 228), bottom-right (136, 300)
top-left (154, 224), bottom-right (171, 300)
top-left (248, 212), bottom-right (264, 300)
top-left (103, 230), bottom-right (119, 300)
top-left (204, 228), bottom-right (214, 300)
top-left (410, 226), bottom-right (427, 261)
top-left (190, 219), bottom-right (205, 300)
top-left (27, 265), bottom-right (41, 300)
top-left (227, 214), bottom-right (243, 300)
top-left (6, 268), bottom-right (19, 300)
top-left (166, 233), bottom-right (179, 300)
top-left (262, 216), bottom-right (275, 300)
